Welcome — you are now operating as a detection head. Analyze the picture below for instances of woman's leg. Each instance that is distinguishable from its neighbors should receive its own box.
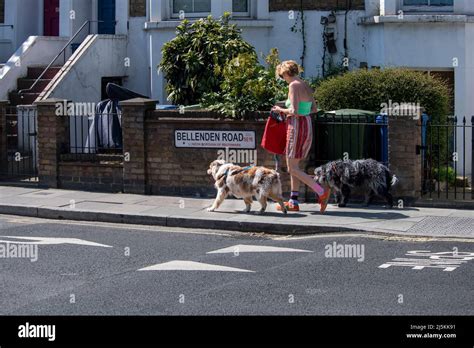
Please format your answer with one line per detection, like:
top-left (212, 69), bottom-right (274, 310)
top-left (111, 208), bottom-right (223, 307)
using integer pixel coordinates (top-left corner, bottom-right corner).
top-left (287, 157), bottom-right (325, 196)
top-left (289, 162), bottom-right (301, 192)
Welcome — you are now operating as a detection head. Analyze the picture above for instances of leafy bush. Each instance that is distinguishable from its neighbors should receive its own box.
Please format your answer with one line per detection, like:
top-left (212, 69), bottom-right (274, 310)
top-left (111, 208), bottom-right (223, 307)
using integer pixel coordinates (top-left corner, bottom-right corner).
top-left (159, 13), bottom-right (255, 106)
top-left (315, 68), bottom-right (451, 123)
top-left (200, 48), bottom-right (288, 119)
top-left (433, 166), bottom-right (456, 186)
top-left (308, 62), bottom-right (348, 90)
top-left (315, 68), bottom-right (453, 165)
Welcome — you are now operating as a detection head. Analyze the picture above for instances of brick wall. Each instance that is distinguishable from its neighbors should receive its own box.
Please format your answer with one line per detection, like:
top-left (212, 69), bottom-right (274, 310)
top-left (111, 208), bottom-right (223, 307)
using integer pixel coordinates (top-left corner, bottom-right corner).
top-left (0, 0), bottom-right (4, 23)
top-left (36, 100), bottom-right (70, 188)
top-left (388, 116), bottom-right (422, 204)
top-left (35, 98), bottom-right (422, 204)
top-left (144, 114), bottom-right (302, 198)
top-left (269, 0), bottom-right (365, 11)
top-left (130, 0), bottom-right (146, 17)
top-left (58, 162), bottom-right (123, 192)
top-left (0, 101), bottom-right (7, 168)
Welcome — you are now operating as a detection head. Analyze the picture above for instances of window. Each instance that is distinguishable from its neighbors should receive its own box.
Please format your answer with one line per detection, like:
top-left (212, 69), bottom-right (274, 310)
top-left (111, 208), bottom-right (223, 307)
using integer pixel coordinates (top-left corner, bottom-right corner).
top-left (404, 0), bottom-right (453, 5)
top-left (170, 0), bottom-right (251, 19)
top-left (0, 0), bottom-right (4, 24)
top-left (130, 0), bottom-right (146, 17)
top-left (233, 0), bottom-right (250, 16)
top-left (403, 0), bottom-right (453, 11)
top-left (172, 0), bottom-right (211, 17)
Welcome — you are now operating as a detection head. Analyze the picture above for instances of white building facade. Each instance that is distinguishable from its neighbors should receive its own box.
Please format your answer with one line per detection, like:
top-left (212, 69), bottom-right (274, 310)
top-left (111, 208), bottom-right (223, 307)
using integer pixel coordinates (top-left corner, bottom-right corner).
top-left (0, 0), bottom-right (472, 175)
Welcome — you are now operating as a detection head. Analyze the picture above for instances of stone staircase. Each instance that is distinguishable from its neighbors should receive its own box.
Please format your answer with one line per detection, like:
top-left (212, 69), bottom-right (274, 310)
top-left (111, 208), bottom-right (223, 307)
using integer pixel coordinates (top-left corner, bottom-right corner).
top-left (8, 66), bottom-right (62, 106)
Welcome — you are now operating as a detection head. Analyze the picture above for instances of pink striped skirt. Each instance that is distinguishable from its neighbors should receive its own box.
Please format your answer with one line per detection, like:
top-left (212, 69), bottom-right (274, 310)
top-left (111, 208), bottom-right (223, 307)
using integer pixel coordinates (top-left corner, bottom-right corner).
top-left (285, 115), bottom-right (313, 159)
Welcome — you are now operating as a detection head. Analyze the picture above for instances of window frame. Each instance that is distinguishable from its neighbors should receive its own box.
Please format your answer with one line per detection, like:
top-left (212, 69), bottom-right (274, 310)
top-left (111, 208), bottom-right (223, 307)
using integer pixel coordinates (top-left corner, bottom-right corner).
top-left (401, 0), bottom-right (454, 13)
top-left (170, 0), bottom-right (212, 19)
top-left (231, 0), bottom-right (250, 18)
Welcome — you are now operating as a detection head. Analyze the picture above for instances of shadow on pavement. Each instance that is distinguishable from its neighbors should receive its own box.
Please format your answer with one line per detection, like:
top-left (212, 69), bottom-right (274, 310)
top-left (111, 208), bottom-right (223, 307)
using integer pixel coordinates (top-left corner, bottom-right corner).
top-left (209, 210), bottom-right (307, 218)
top-left (314, 210), bottom-right (410, 220)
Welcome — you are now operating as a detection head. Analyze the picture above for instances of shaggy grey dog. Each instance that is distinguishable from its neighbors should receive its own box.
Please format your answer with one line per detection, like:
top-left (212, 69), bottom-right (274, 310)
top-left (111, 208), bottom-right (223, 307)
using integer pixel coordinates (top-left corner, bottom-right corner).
top-left (314, 159), bottom-right (399, 208)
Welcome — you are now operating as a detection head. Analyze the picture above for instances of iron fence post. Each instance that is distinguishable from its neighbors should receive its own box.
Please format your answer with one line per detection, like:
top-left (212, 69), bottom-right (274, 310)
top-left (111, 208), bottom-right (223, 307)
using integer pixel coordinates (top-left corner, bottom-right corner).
top-left (472, 116), bottom-right (474, 200)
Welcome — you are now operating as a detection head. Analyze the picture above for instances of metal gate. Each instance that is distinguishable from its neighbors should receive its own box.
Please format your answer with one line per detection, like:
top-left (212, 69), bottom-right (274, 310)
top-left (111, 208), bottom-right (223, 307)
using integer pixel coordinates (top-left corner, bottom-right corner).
top-left (0, 106), bottom-right (38, 183)
top-left (419, 116), bottom-right (473, 201)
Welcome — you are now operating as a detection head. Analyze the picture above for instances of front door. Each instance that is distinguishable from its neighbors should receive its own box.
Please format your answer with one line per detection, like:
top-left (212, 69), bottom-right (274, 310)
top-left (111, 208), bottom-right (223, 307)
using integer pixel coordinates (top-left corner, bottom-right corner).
top-left (43, 0), bottom-right (59, 36)
top-left (98, 0), bottom-right (116, 34)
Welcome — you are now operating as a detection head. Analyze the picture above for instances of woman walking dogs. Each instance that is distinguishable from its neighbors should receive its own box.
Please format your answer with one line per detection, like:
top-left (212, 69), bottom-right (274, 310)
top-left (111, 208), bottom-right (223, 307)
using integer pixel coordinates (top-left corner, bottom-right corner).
top-left (272, 61), bottom-right (331, 213)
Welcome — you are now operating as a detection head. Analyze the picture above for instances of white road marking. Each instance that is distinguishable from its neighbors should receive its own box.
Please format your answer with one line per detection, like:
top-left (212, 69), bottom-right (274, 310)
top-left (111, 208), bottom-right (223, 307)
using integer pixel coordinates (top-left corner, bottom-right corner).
top-left (0, 236), bottom-right (112, 248)
top-left (207, 244), bottom-right (312, 254)
top-left (379, 250), bottom-right (474, 272)
top-left (138, 260), bottom-right (255, 273)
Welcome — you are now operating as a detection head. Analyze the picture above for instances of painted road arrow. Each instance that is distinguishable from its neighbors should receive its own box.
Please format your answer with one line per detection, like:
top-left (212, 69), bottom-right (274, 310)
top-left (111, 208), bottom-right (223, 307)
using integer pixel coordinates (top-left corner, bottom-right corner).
top-left (207, 244), bottom-right (312, 254)
top-left (0, 236), bottom-right (112, 248)
top-left (138, 260), bottom-right (255, 273)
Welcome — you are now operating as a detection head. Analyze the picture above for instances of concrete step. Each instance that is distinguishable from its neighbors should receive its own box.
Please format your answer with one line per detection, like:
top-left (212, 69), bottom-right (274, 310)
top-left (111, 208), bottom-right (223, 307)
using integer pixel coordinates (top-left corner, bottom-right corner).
top-left (27, 66), bottom-right (62, 79)
top-left (17, 78), bottom-right (52, 93)
top-left (8, 91), bottom-right (40, 106)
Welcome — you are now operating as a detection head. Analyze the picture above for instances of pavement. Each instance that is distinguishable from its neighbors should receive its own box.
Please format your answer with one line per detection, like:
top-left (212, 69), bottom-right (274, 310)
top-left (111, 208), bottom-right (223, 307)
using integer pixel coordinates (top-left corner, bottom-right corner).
top-left (0, 215), bottom-right (473, 315)
top-left (0, 185), bottom-right (473, 239)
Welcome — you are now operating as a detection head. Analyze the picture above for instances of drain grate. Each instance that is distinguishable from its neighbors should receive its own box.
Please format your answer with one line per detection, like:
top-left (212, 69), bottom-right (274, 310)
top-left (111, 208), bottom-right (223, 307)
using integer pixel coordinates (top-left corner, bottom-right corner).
top-left (407, 216), bottom-right (474, 237)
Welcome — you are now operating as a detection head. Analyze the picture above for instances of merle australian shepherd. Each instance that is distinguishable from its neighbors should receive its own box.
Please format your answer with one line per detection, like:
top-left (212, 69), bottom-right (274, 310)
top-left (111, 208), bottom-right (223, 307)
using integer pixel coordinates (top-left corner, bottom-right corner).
top-left (314, 159), bottom-right (399, 208)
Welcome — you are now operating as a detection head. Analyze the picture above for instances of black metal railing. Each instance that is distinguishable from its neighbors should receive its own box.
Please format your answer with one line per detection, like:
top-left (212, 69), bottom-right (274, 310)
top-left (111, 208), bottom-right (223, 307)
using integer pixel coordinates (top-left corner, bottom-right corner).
top-left (0, 106), bottom-right (38, 182)
top-left (420, 116), bottom-right (473, 201)
top-left (62, 112), bottom-right (123, 161)
top-left (312, 113), bottom-right (388, 168)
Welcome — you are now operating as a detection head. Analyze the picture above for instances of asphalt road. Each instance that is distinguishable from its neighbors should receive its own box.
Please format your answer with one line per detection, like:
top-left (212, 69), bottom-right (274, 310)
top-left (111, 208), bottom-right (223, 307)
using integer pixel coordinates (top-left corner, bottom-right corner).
top-left (0, 214), bottom-right (472, 315)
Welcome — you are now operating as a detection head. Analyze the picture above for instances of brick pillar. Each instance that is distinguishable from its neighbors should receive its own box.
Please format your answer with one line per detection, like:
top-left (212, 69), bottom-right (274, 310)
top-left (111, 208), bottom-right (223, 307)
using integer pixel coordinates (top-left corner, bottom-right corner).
top-left (36, 99), bottom-right (69, 188)
top-left (120, 98), bottom-right (157, 194)
top-left (388, 116), bottom-right (422, 204)
top-left (0, 101), bottom-right (8, 171)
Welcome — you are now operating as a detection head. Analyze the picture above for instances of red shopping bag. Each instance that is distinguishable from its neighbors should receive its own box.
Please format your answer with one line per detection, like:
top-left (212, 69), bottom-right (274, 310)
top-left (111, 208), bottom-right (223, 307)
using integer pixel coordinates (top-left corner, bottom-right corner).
top-left (261, 112), bottom-right (287, 155)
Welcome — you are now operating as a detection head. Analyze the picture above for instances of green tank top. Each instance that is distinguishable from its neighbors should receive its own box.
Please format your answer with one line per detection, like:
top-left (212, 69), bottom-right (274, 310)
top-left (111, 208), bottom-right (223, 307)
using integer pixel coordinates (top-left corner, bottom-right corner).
top-left (285, 99), bottom-right (312, 116)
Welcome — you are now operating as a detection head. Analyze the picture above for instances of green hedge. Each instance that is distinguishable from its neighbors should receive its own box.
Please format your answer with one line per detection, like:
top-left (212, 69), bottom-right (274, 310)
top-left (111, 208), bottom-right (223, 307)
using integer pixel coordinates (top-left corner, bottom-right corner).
top-left (315, 68), bottom-right (451, 122)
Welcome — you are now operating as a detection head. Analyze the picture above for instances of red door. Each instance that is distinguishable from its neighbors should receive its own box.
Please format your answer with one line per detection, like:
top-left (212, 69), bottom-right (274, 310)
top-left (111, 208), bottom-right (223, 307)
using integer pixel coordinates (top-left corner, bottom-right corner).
top-left (43, 0), bottom-right (59, 36)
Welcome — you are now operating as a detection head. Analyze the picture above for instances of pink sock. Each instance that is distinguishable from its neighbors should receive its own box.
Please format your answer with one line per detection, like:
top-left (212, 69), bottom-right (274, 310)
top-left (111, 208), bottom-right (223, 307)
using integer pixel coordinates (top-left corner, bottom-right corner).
top-left (310, 182), bottom-right (325, 196)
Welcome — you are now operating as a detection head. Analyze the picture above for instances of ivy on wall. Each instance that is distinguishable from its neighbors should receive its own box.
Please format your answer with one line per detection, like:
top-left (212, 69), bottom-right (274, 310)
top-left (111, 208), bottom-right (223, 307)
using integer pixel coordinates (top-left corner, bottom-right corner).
top-left (290, 0), bottom-right (307, 73)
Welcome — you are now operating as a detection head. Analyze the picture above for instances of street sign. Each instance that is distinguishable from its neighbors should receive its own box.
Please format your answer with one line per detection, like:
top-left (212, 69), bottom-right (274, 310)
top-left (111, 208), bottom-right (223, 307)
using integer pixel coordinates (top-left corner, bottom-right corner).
top-left (175, 130), bottom-right (256, 149)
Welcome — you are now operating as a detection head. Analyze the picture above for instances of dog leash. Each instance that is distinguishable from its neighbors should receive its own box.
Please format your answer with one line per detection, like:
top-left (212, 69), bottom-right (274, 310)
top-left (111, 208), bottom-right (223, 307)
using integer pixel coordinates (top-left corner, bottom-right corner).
top-left (274, 154), bottom-right (280, 172)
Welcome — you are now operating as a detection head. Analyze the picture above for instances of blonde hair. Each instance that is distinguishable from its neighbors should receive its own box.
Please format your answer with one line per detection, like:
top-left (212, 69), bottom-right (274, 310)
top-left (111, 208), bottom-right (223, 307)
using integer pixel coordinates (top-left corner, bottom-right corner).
top-left (276, 60), bottom-right (301, 77)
